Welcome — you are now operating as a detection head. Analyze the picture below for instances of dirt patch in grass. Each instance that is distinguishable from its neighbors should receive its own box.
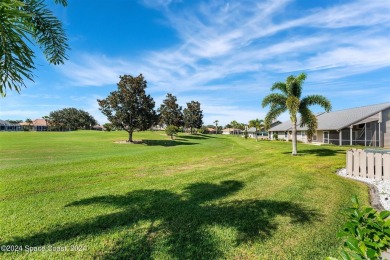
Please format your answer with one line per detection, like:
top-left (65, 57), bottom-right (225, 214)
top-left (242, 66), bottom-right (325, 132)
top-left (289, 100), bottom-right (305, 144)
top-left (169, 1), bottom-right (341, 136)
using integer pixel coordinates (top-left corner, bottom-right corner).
top-left (114, 140), bottom-right (143, 144)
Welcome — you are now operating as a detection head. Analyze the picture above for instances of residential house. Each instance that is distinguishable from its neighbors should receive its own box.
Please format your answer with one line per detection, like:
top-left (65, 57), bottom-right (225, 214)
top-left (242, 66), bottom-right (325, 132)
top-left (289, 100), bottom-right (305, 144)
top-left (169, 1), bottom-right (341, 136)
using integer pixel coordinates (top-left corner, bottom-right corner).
top-left (268, 102), bottom-right (390, 147)
top-left (0, 120), bottom-right (22, 131)
top-left (92, 125), bottom-right (104, 131)
top-left (222, 128), bottom-right (242, 135)
top-left (207, 128), bottom-right (216, 134)
top-left (247, 127), bottom-right (268, 139)
top-left (20, 119), bottom-right (48, 131)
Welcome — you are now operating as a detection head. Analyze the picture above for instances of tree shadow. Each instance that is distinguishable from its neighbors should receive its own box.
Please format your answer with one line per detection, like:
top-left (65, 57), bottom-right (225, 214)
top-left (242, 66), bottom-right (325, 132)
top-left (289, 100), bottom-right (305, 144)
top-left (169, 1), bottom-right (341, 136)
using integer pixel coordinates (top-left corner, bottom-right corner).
top-left (4, 181), bottom-right (321, 259)
top-left (283, 148), bottom-right (345, 157)
top-left (142, 139), bottom-right (198, 147)
top-left (180, 134), bottom-right (216, 140)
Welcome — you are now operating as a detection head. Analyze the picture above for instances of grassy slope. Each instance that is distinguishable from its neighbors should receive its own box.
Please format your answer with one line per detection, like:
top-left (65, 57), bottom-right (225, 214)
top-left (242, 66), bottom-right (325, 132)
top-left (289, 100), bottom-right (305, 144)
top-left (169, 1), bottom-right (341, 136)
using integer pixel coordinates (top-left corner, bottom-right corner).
top-left (0, 131), bottom-right (368, 259)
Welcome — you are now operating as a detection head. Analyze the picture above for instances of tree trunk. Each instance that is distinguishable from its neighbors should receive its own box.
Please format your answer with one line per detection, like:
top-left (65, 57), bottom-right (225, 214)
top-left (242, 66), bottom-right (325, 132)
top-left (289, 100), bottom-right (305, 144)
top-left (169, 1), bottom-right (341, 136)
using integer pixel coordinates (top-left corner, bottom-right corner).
top-left (292, 121), bottom-right (298, 156)
top-left (255, 128), bottom-right (258, 142)
top-left (128, 130), bottom-right (133, 142)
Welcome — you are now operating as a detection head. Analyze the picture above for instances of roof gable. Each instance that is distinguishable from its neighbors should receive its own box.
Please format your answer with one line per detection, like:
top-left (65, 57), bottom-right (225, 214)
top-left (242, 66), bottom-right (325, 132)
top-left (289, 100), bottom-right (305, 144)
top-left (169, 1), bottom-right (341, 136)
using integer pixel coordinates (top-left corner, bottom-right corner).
top-left (316, 102), bottom-right (390, 130)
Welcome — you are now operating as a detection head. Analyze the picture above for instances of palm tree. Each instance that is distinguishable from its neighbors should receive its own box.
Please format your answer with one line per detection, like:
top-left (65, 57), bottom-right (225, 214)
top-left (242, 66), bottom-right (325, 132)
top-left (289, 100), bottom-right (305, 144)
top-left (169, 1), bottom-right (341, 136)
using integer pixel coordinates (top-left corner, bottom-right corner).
top-left (230, 120), bottom-right (239, 135)
top-left (0, 0), bottom-right (68, 96)
top-left (213, 120), bottom-right (219, 134)
top-left (262, 73), bottom-right (331, 155)
top-left (42, 115), bottom-right (51, 131)
top-left (248, 118), bottom-right (264, 141)
top-left (25, 118), bottom-right (33, 131)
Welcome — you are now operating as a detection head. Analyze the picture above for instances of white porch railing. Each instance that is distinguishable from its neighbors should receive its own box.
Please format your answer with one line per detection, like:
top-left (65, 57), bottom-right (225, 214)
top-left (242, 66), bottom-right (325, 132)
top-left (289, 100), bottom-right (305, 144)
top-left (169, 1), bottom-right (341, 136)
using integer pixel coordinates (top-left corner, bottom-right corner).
top-left (346, 149), bottom-right (390, 180)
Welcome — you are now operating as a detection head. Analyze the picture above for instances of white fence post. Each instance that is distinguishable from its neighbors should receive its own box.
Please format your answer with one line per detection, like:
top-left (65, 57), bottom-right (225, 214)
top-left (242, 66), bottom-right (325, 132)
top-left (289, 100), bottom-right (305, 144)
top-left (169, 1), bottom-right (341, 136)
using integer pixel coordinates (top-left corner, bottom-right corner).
top-left (347, 150), bottom-right (353, 175)
top-left (374, 153), bottom-right (383, 181)
top-left (352, 149), bottom-right (361, 177)
top-left (383, 154), bottom-right (390, 180)
top-left (359, 150), bottom-right (367, 178)
top-left (367, 153), bottom-right (375, 179)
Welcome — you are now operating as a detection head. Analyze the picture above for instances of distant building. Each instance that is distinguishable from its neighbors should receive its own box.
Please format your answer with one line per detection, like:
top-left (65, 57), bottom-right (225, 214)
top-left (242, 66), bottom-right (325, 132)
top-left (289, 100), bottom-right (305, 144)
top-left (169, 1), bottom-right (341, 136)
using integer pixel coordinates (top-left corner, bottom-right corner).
top-left (222, 128), bottom-right (242, 135)
top-left (19, 119), bottom-right (48, 131)
top-left (0, 120), bottom-right (22, 131)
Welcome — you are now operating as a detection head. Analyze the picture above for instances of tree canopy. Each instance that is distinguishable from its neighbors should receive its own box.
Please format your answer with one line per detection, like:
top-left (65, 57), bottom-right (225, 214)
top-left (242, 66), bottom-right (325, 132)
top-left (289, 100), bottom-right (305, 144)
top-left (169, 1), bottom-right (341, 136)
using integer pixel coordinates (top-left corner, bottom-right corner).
top-left (49, 108), bottom-right (97, 131)
top-left (183, 101), bottom-right (203, 134)
top-left (248, 118), bottom-right (264, 141)
top-left (262, 73), bottom-right (331, 155)
top-left (0, 0), bottom-right (69, 96)
top-left (213, 120), bottom-right (219, 134)
top-left (97, 74), bottom-right (157, 142)
top-left (158, 93), bottom-right (183, 128)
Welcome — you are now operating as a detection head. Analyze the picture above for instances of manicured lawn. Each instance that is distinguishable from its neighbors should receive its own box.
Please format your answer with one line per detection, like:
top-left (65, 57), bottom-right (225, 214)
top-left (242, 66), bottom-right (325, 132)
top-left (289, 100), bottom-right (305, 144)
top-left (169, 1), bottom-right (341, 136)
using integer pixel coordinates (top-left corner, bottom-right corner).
top-left (0, 131), bottom-right (368, 259)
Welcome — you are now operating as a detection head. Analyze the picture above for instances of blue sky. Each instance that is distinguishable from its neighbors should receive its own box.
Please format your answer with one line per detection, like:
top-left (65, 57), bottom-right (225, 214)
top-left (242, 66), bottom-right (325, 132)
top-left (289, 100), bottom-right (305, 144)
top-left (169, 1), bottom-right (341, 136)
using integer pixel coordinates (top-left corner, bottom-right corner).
top-left (1, 0), bottom-right (389, 125)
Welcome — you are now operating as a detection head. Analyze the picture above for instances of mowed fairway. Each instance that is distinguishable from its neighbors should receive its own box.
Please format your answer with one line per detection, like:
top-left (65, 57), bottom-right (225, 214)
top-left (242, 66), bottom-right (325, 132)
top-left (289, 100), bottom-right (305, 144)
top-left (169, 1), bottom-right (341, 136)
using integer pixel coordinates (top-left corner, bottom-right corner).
top-left (0, 131), bottom-right (368, 259)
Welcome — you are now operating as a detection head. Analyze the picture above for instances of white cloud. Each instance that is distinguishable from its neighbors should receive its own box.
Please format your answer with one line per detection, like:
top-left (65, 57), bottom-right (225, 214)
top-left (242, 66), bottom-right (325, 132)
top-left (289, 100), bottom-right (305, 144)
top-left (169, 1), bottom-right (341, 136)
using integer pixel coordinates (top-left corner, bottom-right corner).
top-left (59, 54), bottom-right (136, 87)
top-left (56, 0), bottom-right (390, 124)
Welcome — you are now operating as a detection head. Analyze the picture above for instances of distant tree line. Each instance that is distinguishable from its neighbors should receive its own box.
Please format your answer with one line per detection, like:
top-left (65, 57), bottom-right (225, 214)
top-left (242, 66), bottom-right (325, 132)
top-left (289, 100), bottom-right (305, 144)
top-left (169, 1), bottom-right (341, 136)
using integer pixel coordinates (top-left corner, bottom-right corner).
top-left (5, 110), bottom-right (98, 131)
top-left (98, 74), bottom-right (204, 142)
top-left (44, 108), bottom-right (98, 131)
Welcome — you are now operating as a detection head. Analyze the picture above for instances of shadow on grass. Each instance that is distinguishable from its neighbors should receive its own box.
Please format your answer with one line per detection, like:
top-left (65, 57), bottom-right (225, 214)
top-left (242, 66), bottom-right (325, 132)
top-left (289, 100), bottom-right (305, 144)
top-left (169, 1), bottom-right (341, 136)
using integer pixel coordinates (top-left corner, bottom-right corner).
top-left (283, 148), bottom-right (345, 157)
top-left (5, 181), bottom-right (321, 259)
top-left (142, 139), bottom-right (198, 146)
top-left (180, 134), bottom-right (216, 140)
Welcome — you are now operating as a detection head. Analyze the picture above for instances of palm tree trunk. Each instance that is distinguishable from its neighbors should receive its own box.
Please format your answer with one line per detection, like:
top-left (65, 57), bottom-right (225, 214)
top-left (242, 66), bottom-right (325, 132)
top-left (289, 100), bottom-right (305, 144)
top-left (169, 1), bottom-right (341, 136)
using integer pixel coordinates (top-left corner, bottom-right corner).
top-left (292, 121), bottom-right (298, 155)
top-left (255, 128), bottom-right (258, 142)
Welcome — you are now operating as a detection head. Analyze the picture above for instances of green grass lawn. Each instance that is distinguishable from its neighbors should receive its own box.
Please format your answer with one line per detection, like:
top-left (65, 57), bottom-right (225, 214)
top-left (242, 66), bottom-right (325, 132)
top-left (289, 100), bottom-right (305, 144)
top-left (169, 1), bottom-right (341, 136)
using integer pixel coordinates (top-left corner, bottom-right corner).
top-left (0, 131), bottom-right (368, 259)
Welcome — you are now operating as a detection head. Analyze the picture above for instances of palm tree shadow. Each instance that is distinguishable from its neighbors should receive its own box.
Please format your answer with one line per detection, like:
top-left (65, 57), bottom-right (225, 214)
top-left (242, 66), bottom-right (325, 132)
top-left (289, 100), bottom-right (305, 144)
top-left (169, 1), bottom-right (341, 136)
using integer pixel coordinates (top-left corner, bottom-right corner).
top-left (283, 148), bottom-right (344, 156)
top-left (142, 139), bottom-right (198, 146)
top-left (181, 134), bottom-right (216, 140)
top-left (4, 181), bottom-right (322, 259)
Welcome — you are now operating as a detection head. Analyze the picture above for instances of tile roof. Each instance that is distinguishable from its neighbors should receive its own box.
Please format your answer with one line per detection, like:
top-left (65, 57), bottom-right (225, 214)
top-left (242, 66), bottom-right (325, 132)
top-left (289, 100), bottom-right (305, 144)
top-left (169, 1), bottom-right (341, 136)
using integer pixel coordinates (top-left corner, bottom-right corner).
top-left (33, 119), bottom-right (47, 126)
top-left (269, 102), bottom-right (390, 131)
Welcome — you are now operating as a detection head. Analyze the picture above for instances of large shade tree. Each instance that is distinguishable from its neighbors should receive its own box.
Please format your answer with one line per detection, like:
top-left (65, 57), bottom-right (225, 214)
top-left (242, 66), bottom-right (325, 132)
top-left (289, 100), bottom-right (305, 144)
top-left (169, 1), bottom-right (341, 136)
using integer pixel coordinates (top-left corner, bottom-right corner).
top-left (97, 74), bottom-right (157, 142)
top-left (0, 0), bottom-right (69, 96)
top-left (49, 108), bottom-right (97, 131)
top-left (262, 73), bottom-right (331, 155)
top-left (158, 93), bottom-right (183, 128)
top-left (183, 101), bottom-right (203, 134)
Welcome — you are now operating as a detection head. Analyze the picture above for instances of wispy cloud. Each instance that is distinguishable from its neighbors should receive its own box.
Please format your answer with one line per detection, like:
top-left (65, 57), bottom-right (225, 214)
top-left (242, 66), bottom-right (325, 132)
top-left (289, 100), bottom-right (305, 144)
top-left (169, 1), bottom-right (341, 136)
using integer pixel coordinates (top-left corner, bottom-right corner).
top-left (59, 54), bottom-right (136, 87)
top-left (56, 0), bottom-right (390, 124)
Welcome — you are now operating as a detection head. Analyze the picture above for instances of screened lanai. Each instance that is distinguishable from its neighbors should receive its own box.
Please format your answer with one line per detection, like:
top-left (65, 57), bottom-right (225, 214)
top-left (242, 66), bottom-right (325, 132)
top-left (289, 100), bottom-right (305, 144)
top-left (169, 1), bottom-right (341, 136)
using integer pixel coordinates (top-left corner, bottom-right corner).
top-left (0, 120), bottom-right (22, 131)
top-left (269, 102), bottom-right (390, 148)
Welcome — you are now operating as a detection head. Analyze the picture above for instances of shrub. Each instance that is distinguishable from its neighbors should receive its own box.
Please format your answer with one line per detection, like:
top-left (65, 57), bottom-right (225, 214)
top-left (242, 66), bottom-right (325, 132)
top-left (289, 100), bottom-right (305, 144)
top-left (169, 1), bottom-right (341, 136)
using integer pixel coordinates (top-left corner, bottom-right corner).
top-left (244, 130), bottom-right (248, 139)
top-left (199, 126), bottom-right (209, 134)
top-left (165, 125), bottom-right (178, 139)
top-left (103, 123), bottom-right (113, 131)
top-left (328, 195), bottom-right (390, 260)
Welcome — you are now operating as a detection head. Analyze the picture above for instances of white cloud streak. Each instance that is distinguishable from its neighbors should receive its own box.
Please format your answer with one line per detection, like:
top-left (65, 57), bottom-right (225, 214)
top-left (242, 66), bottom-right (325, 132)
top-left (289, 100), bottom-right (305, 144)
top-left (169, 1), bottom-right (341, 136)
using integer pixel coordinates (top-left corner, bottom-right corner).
top-left (56, 0), bottom-right (390, 124)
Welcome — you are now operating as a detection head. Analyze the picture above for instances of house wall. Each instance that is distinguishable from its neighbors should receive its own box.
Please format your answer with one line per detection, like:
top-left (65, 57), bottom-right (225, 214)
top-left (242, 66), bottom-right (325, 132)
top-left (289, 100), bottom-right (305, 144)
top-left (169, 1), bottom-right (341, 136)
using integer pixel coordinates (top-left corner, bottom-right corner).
top-left (299, 131), bottom-right (308, 143)
top-left (0, 125), bottom-right (22, 131)
top-left (269, 131), bottom-right (307, 142)
top-left (314, 130), bottom-right (324, 143)
top-left (382, 107), bottom-right (390, 147)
